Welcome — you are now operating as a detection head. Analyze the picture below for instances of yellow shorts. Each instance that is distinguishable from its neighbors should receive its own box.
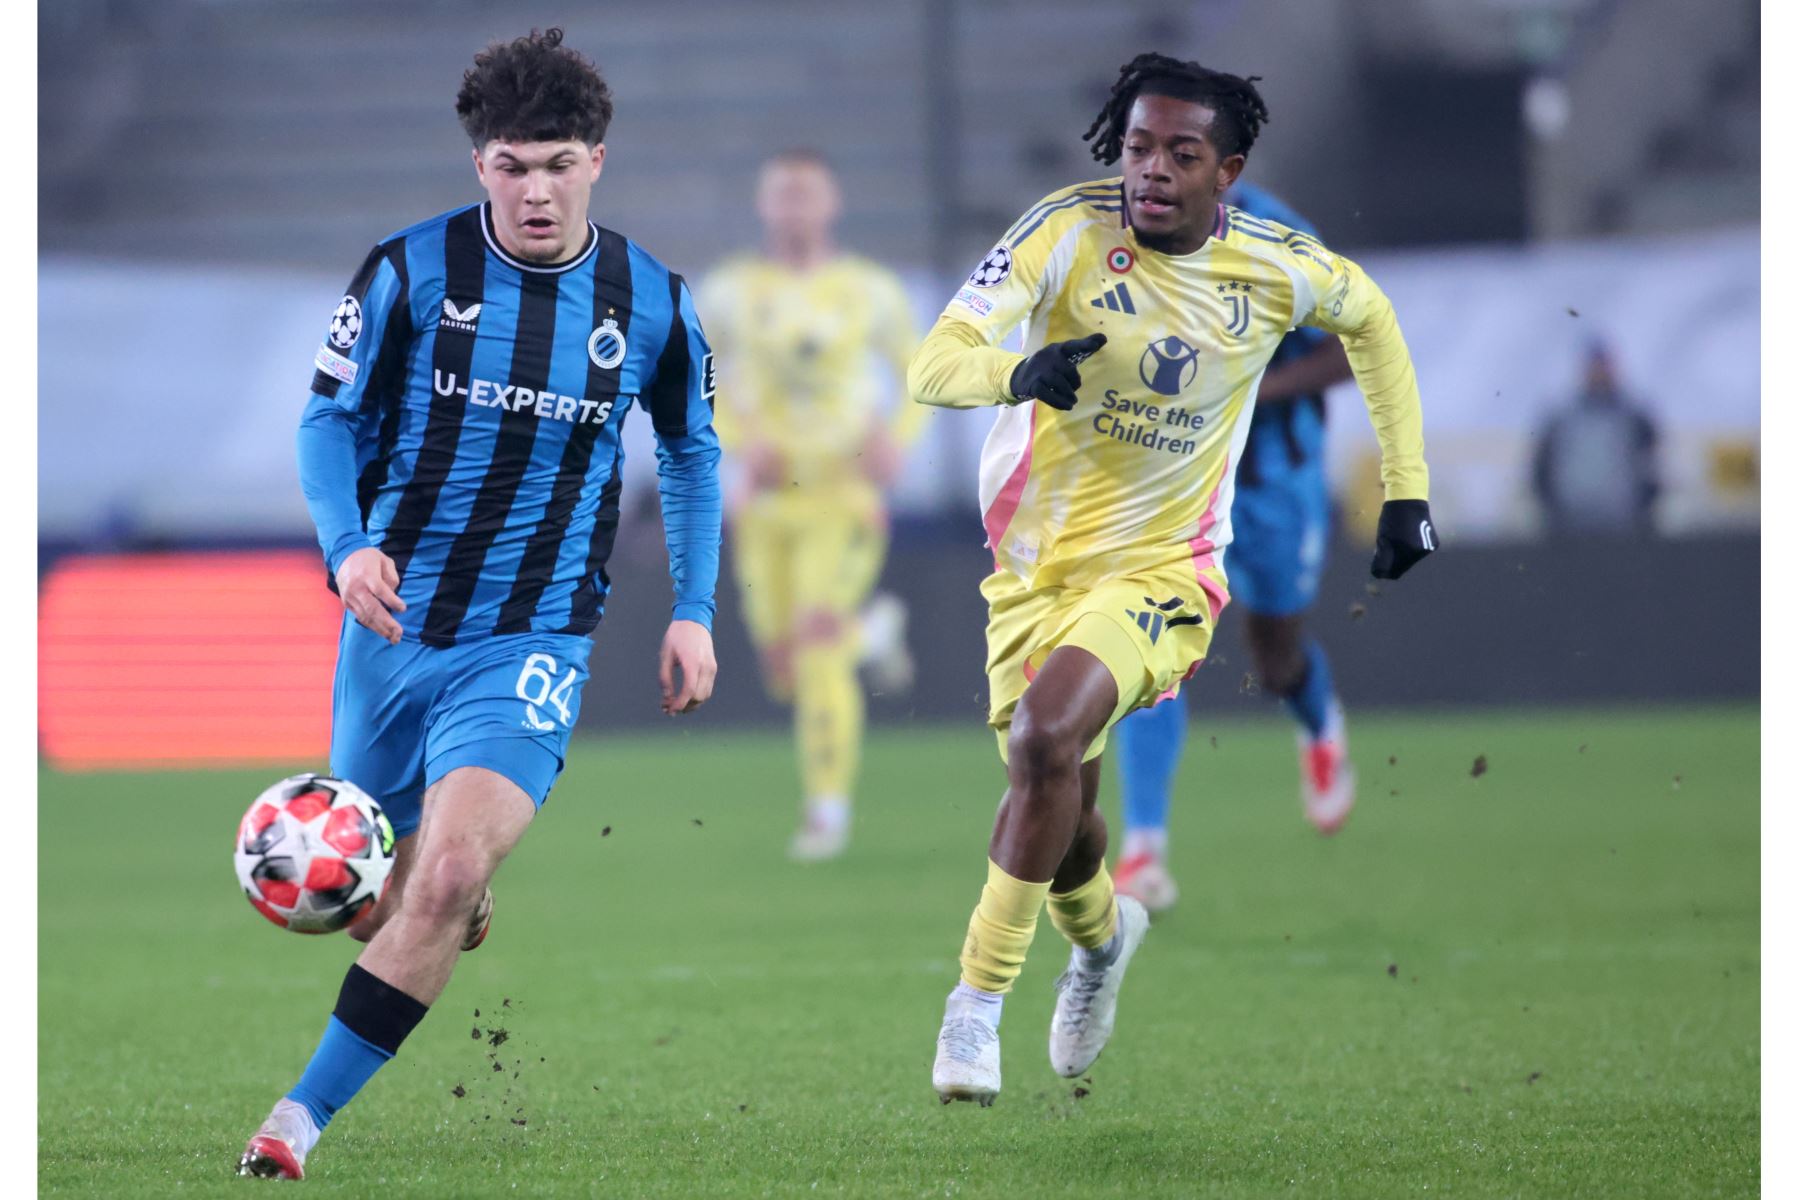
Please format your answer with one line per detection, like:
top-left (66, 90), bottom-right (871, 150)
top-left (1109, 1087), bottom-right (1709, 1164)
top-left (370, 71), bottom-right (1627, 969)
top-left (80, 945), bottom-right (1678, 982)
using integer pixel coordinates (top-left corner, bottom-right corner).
top-left (731, 484), bottom-right (887, 648)
top-left (983, 564), bottom-right (1215, 763)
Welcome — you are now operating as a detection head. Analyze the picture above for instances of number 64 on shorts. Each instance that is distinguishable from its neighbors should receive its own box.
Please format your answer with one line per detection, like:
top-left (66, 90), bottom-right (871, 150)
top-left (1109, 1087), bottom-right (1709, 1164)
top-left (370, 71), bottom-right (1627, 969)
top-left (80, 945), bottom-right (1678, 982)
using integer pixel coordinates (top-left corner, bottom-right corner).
top-left (515, 652), bottom-right (578, 729)
top-left (329, 618), bottom-right (596, 838)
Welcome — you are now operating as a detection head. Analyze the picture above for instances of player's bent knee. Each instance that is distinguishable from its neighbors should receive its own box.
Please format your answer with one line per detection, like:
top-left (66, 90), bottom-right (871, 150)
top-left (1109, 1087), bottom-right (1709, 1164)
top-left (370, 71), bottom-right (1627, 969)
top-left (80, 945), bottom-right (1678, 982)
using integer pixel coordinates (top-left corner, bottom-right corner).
top-left (1006, 710), bottom-right (1087, 786)
top-left (405, 850), bottom-right (492, 927)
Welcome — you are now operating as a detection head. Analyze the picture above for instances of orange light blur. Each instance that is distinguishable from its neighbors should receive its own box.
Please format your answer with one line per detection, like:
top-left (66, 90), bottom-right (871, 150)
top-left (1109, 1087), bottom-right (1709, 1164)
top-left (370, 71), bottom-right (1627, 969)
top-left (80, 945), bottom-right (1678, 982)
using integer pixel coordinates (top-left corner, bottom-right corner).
top-left (39, 551), bottom-right (341, 770)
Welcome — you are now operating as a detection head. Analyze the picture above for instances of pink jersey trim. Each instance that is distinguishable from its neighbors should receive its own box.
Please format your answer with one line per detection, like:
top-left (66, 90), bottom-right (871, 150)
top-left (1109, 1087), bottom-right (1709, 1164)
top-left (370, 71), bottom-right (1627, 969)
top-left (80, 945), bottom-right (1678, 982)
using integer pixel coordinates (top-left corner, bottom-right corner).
top-left (982, 403), bottom-right (1038, 567)
top-left (1187, 455), bottom-right (1232, 621)
top-left (1148, 656), bottom-right (1206, 708)
top-left (1212, 203), bottom-right (1228, 241)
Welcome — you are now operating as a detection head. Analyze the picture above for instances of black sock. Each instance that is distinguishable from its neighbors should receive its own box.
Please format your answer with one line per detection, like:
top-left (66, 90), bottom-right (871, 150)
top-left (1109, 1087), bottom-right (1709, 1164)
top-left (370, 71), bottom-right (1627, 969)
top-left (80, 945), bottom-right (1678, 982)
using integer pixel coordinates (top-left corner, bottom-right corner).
top-left (332, 963), bottom-right (429, 1055)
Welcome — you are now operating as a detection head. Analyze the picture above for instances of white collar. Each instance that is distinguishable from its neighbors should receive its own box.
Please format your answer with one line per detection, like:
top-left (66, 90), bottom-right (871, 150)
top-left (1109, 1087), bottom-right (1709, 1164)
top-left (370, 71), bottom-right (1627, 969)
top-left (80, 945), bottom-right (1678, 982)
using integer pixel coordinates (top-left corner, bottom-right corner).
top-left (480, 203), bottom-right (599, 274)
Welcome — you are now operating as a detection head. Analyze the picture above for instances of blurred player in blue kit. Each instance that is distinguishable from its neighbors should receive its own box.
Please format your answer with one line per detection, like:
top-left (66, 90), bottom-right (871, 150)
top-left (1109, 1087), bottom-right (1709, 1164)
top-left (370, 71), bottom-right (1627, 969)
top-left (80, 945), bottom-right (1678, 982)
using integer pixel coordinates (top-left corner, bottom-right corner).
top-left (1111, 179), bottom-right (1357, 914)
top-left (238, 29), bottom-right (721, 1179)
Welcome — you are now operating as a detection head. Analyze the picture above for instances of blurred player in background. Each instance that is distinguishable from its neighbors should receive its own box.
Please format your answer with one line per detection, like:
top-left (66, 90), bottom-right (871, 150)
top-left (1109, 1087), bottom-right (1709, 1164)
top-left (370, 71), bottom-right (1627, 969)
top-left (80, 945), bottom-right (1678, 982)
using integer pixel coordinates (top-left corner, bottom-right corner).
top-left (909, 53), bottom-right (1436, 1106)
top-left (239, 30), bottom-right (720, 1179)
top-left (1109, 178), bottom-right (1356, 915)
top-left (700, 150), bottom-right (926, 862)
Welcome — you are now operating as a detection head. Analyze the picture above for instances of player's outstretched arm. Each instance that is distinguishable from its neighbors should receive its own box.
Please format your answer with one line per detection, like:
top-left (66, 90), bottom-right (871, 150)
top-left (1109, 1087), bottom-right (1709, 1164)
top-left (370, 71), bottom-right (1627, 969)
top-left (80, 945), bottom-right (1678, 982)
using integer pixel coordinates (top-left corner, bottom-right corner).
top-left (297, 395), bottom-right (406, 643)
top-left (298, 242), bottom-right (416, 632)
top-left (907, 315), bottom-right (1026, 409)
top-left (908, 207), bottom-right (1077, 410)
top-left (1300, 253), bottom-right (1437, 580)
top-left (648, 277), bottom-right (724, 705)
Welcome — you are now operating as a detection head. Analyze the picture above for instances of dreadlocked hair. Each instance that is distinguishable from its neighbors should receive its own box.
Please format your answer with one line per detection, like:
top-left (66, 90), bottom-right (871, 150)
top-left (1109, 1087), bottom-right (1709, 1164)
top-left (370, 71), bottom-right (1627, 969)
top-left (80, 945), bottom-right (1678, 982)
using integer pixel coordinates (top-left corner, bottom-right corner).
top-left (1082, 53), bottom-right (1270, 164)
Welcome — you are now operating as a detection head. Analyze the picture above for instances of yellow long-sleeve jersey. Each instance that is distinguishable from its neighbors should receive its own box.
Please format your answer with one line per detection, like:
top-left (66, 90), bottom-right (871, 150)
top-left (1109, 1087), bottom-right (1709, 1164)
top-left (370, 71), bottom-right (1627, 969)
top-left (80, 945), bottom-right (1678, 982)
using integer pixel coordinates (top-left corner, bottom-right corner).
top-left (909, 178), bottom-right (1427, 614)
top-left (698, 253), bottom-right (924, 491)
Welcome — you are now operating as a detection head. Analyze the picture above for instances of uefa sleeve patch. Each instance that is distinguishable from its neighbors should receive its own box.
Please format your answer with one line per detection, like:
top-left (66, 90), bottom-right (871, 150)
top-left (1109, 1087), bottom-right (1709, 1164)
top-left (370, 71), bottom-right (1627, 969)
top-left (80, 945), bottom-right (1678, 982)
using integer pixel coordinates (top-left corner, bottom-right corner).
top-left (966, 245), bottom-right (1012, 289)
top-left (314, 345), bottom-right (360, 386)
top-left (952, 287), bottom-right (995, 318)
top-left (328, 295), bottom-right (364, 350)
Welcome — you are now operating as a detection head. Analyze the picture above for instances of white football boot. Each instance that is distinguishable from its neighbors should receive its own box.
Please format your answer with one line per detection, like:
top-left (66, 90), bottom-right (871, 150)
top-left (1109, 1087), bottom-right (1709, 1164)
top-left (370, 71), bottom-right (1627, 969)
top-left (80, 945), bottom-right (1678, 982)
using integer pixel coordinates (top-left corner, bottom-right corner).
top-left (1048, 895), bottom-right (1150, 1077)
top-left (932, 992), bottom-right (1002, 1105)
top-left (236, 1097), bottom-right (320, 1180)
top-left (1300, 709), bottom-right (1356, 835)
top-left (788, 799), bottom-right (850, 862)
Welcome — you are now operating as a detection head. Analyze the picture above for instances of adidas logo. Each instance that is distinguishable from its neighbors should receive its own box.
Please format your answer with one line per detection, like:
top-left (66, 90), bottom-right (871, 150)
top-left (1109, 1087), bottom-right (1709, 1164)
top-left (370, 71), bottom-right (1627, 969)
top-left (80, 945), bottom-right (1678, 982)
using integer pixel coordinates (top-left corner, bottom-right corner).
top-left (1123, 595), bottom-right (1203, 645)
top-left (1089, 282), bottom-right (1136, 314)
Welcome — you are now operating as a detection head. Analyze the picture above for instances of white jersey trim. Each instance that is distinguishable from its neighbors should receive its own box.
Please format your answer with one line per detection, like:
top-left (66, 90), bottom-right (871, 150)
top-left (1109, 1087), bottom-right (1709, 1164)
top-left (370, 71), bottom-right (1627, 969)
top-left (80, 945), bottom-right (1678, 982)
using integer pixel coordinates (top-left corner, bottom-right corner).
top-left (480, 203), bottom-right (600, 274)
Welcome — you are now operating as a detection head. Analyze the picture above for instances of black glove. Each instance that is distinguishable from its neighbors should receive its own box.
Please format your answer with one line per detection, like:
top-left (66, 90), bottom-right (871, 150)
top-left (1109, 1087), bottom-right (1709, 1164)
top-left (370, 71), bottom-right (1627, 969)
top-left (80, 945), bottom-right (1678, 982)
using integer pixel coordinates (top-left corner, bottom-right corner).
top-left (1371, 499), bottom-right (1438, 580)
top-left (1007, 333), bottom-right (1107, 411)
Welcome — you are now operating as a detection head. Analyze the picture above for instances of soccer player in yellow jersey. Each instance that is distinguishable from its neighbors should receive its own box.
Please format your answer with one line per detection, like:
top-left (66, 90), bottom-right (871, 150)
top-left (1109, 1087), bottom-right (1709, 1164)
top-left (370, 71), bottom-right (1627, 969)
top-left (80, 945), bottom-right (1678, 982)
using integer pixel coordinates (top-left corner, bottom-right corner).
top-left (700, 150), bottom-right (927, 861)
top-left (908, 54), bottom-right (1439, 1104)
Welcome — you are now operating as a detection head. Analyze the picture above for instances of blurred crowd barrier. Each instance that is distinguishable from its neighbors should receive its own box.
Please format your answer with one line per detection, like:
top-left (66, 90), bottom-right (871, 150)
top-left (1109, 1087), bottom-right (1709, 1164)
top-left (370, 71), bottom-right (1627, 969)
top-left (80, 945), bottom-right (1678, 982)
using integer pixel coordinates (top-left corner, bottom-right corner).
top-left (36, 525), bottom-right (1758, 770)
top-left (38, 551), bottom-right (339, 769)
top-left (40, 226), bottom-right (1756, 549)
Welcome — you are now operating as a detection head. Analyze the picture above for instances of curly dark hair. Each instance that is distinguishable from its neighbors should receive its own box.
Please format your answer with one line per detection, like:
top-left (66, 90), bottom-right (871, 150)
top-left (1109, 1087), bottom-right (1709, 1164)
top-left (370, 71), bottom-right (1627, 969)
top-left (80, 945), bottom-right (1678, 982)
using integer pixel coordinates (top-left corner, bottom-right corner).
top-left (1083, 52), bottom-right (1270, 165)
top-left (455, 28), bottom-right (613, 147)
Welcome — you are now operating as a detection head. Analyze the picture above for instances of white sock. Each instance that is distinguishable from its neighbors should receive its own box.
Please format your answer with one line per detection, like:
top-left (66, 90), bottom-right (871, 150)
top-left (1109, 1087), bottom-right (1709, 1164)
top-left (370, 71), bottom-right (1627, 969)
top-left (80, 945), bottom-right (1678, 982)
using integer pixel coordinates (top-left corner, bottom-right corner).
top-left (806, 797), bottom-right (850, 832)
top-left (948, 981), bottom-right (1004, 1029)
top-left (1122, 829), bottom-right (1167, 860)
top-left (271, 1098), bottom-right (322, 1156)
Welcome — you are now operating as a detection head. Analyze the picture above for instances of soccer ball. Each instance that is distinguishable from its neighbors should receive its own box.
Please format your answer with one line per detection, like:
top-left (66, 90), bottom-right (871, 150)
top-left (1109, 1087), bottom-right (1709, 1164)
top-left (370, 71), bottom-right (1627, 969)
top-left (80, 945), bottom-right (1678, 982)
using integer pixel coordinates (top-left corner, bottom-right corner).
top-left (234, 774), bottom-right (396, 934)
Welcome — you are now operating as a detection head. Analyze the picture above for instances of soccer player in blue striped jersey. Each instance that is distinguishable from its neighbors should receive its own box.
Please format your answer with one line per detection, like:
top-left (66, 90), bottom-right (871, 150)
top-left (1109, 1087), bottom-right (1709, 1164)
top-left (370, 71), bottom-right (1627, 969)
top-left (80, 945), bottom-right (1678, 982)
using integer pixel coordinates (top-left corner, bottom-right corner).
top-left (1110, 178), bottom-right (1358, 914)
top-left (238, 29), bottom-right (721, 1179)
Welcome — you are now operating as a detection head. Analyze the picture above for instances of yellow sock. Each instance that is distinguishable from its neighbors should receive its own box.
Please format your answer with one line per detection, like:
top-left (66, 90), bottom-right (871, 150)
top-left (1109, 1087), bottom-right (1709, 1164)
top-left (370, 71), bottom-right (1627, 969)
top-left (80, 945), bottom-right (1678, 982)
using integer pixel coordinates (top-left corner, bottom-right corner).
top-left (794, 640), bottom-right (862, 802)
top-left (1046, 862), bottom-right (1119, 949)
top-left (959, 859), bottom-right (1052, 994)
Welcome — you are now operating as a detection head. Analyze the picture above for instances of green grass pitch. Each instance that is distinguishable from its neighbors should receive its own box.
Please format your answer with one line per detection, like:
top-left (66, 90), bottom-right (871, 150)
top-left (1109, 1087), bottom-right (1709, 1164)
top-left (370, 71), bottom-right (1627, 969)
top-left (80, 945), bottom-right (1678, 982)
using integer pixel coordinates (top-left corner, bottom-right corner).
top-left (39, 706), bottom-right (1757, 1197)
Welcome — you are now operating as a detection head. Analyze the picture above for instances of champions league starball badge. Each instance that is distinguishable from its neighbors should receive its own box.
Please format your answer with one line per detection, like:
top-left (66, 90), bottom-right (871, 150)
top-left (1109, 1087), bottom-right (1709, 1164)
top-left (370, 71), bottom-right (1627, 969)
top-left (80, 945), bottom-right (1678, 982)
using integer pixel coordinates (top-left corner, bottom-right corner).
top-left (967, 245), bottom-right (1013, 288)
top-left (328, 296), bottom-right (363, 350)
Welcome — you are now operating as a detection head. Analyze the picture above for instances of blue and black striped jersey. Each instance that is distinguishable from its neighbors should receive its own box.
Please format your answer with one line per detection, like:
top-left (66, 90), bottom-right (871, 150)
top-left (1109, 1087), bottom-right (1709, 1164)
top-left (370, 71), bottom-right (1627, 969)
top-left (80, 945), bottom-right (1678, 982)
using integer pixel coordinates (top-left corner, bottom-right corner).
top-left (298, 202), bottom-right (720, 647)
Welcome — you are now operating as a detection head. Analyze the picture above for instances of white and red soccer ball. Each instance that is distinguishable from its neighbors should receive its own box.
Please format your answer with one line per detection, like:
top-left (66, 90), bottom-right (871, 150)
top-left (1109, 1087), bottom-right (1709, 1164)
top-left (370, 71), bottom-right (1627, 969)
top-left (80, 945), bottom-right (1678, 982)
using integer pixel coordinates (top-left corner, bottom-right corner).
top-left (234, 774), bottom-right (396, 934)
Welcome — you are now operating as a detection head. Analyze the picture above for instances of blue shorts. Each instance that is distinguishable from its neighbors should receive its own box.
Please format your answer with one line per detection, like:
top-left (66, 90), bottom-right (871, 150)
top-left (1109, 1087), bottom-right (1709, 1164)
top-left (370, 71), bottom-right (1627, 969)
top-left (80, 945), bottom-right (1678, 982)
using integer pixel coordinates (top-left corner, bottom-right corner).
top-left (330, 615), bottom-right (594, 839)
top-left (1227, 400), bottom-right (1331, 618)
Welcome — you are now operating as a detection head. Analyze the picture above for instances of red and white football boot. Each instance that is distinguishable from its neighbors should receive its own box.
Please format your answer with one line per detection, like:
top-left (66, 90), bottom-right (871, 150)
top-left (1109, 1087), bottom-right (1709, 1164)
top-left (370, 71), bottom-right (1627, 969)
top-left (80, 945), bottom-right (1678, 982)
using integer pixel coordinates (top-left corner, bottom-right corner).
top-left (462, 886), bottom-right (494, 951)
top-left (237, 1098), bottom-right (318, 1180)
top-left (1300, 722), bottom-right (1356, 835)
top-left (1113, 851), bottom-right (1179, 914)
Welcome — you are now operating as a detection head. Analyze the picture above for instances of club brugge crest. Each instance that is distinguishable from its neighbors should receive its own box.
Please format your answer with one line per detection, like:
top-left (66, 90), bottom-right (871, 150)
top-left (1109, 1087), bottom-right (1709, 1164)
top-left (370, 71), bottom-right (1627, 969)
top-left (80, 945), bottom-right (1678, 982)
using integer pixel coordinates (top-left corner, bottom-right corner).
top-left (1138, 335), bottom-right (1200, 397)
top-left (587, 318), bottom-right (626, 369)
